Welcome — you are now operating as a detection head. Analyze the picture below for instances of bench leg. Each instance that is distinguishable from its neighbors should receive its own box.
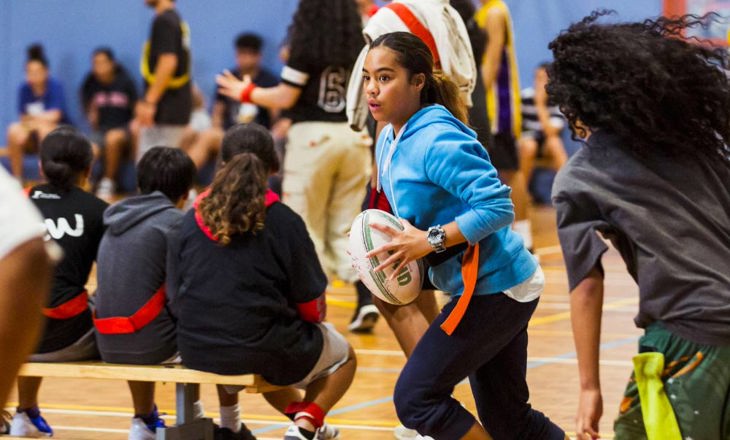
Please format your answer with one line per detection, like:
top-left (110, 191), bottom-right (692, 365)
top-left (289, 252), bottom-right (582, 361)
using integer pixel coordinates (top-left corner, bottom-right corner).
top-left (155, 383), bottom-right (214, 440)
top-left (156, 419), bottom-right (214, 440)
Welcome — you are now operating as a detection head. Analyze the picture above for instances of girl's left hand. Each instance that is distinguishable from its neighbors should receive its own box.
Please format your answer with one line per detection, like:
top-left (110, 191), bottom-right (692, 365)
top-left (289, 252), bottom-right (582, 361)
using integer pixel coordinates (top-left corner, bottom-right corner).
top-left (366, 219), bottom-right (432, 280)
top-left (216, 70), bottom-right (251, 102)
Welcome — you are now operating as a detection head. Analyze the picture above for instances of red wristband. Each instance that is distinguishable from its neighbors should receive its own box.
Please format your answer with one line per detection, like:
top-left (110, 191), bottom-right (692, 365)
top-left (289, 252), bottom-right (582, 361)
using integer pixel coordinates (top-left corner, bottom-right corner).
top-left (240, 82), bottom-right (257, 103)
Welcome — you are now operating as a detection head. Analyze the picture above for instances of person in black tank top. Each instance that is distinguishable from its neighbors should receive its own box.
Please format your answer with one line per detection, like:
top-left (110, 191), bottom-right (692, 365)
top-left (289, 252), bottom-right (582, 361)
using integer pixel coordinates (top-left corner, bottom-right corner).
top-left (216, 0), bottom-right (371, 309)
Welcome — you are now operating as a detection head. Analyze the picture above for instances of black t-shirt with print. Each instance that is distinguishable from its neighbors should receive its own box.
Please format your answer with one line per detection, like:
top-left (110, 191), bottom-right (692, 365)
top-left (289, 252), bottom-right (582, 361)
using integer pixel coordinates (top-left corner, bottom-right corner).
top-left (29, 184), bottom-right (108, 353)
top-left (81, 68), bottom-right (138, 132)
top-left (280, 45), bottom-right (353, 124)
top-left (214, 67), bottom-right (279, 129)
top-left (552, 130), bottom-right (730, 346)
top-left (173, 202), bottom-right (327, 385)
top-left (146, 9), bottom-right (192, 125)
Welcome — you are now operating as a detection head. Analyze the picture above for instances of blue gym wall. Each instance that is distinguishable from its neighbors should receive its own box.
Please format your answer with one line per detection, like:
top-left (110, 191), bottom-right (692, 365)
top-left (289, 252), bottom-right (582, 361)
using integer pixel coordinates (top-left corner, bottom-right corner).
top-left (0, 0), bottom-right (662, 136)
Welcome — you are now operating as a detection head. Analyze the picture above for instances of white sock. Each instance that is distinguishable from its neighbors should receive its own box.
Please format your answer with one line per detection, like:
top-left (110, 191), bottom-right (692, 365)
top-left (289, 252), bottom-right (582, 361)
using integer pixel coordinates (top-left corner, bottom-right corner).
top-left (219, 404), bottom-right (241, 433)
top-left (513, 219), bottom-right (533, 250)
top-left (193, 400), bottom-right (205, 420)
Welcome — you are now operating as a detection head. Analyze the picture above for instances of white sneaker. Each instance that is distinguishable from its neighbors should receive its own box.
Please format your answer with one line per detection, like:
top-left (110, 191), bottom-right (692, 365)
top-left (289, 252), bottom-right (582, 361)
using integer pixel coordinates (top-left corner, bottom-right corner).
top-left (96, 177), bottom-right (116, 201)
top-left (394, 424), bottom-right (417, 439)
top-left (283, 424), bottom-right (311, 440)
top-left (317, 423), bottom-right (340, 440)
top-left (9, 412), bottom-right (53, 438)
top-left (128, 417), bottom-right (156, 440)
top-left (394, 424), bottom-right (433, 440)
top-left (348, 304), bottom-right (380, 333)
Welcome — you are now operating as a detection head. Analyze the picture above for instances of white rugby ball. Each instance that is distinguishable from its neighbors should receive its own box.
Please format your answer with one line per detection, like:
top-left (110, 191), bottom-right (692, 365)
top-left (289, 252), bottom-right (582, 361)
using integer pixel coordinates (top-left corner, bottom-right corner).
top-left (348, 209), bottom-right (424, 305)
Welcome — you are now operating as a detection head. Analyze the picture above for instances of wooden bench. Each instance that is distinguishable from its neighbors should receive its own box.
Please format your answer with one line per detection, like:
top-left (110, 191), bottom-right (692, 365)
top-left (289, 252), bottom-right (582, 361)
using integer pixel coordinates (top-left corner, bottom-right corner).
top-left (18, 362), bottom-right (281, 440)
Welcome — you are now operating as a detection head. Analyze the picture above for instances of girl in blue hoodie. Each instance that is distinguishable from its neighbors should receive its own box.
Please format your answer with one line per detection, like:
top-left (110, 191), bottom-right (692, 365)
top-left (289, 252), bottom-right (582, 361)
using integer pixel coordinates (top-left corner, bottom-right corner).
top-left (363, 32), bottom-right (565, 440)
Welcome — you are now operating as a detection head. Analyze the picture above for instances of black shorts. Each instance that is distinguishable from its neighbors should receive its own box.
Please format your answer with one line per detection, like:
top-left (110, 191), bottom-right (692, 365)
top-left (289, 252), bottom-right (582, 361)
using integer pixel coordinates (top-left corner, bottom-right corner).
top-left (522, 131), bottom-right (548, 158)
top-left (487, 132), bottom-right (519, 171)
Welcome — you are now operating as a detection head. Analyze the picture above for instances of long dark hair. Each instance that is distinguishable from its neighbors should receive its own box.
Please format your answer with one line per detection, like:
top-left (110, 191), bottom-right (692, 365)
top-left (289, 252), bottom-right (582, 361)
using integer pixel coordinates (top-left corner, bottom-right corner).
top-left (287, 0), bottom-right (363, 67)
top-left (371, 32), bottom-right (468, 124)
top-left (199, 153), bottom-right (268, 245)
top-left (547, 11), bottom-right (730, 167)
top-left (40, 126), bottom-right (93, 191)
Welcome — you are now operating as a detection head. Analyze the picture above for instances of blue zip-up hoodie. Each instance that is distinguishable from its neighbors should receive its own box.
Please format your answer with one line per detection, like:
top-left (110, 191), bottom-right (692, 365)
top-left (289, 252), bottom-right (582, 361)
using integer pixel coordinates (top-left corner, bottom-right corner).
top-left (376, 104), bottom-right (537, 297)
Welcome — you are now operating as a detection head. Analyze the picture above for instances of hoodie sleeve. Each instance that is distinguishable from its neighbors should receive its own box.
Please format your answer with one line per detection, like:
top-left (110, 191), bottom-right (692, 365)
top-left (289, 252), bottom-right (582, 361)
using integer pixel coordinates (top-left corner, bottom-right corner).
top-left (424, 128), bottom-right (514, 244)
top-left (164, 214), bottom-right (185, 319)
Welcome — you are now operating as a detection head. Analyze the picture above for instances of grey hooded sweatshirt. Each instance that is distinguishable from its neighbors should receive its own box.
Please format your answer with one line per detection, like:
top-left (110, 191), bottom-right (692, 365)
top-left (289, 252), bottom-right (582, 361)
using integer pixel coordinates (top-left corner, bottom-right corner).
top-left (94, 192), bottom-right (181, 364)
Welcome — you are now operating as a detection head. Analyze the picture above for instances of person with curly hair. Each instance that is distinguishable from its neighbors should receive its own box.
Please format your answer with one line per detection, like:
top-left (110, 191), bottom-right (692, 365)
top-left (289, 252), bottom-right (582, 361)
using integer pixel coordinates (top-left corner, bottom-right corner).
top-left (549, 11), bottom-right (730, 440)
top-left (217, 0), bottom-right (371, 297)
top-left (173, 150), bottom-right (356, 440)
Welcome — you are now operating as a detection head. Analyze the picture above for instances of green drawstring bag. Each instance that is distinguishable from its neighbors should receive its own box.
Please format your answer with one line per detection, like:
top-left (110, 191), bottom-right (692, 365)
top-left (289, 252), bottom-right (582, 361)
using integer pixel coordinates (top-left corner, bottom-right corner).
top-left (632, 352), bottom-right (682, 440)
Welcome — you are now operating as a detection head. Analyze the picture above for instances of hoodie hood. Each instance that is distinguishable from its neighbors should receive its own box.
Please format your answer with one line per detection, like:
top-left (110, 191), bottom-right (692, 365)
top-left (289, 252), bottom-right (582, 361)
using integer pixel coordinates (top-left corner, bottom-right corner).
top-left (400, 104), bottom-right (476, 142)
top-left (104, 191), bottom-right (176, 236)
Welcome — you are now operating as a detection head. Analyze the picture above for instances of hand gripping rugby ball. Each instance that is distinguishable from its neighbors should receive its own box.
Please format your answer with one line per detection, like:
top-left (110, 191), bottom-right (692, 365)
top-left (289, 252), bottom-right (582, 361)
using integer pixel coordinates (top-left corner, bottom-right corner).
top-left (349, 209), bottom-right (424, 305)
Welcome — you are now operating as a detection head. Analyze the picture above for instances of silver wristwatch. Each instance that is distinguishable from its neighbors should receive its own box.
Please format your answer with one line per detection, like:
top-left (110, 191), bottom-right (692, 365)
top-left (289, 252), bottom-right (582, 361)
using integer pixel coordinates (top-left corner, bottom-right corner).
top-left (427, 225), bottom-right (447, 253)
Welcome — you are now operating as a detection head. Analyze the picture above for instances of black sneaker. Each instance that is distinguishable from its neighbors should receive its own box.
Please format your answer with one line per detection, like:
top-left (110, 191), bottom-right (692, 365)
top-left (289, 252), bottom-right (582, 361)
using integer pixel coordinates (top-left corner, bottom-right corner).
top-left (215, 424), bottom-right (257, 440)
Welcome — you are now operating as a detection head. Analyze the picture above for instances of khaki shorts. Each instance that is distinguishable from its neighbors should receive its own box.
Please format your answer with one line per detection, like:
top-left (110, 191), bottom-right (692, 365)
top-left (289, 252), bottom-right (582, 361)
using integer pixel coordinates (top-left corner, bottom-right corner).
top-left (290, 322), bottom-right (351, 389)
top-left (137, 124), bottom-right (187, 161)
top-left (221, 323), bottom-right (351, 395)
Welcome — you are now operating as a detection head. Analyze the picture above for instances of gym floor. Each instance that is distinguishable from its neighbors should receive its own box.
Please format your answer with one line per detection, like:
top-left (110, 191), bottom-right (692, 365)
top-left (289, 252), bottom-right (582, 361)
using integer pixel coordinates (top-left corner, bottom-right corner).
top-left (5, 206), bottom-right (641, 439)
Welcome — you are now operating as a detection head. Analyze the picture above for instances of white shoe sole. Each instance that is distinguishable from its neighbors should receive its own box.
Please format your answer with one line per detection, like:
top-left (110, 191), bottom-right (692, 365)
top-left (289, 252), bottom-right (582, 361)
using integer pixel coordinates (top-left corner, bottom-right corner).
top-left (348, 304), bottom-right (380, 333)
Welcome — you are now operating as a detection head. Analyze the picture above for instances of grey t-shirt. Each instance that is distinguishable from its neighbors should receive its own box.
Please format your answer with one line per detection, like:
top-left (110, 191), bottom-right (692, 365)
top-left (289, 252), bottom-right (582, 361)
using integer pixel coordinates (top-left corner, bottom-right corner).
top-left (552, 130), bottom-right (730, 346)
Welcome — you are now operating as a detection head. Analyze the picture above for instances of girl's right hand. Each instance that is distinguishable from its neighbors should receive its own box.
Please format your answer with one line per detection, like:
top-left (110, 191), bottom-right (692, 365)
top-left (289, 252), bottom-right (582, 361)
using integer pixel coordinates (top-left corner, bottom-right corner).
top-left (576, 388), bottom-right (603, 439)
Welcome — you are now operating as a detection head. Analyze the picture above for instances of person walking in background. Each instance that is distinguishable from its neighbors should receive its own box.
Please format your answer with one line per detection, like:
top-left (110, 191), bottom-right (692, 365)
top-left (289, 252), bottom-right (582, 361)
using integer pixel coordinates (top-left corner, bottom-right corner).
top-left (135, 0), bottom-right (192, 159)
top-left (216, 0), bottom-right (370, 307)
top-left (80, 47), bottom-right (138, 200)
top-left (476, 0), bottom-right (534, 251)
top-left (6, 44), bottom-right (70, 181)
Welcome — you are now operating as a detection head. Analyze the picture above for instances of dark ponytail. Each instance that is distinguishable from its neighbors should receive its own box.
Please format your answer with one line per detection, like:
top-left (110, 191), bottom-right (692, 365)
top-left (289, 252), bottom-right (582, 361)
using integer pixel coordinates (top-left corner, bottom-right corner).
top-left (27, 43), bottom-right (49, 68)
top-left (370, 32), bottom-right (468, 124)
top-left (198, 153), bottom-right (268, 245)
top-left (40, 126), bottom-right (93, 191)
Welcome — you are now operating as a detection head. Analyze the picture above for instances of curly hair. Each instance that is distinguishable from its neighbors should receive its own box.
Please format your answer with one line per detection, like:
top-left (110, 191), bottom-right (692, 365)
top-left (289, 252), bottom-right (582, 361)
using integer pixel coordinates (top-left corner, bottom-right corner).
top-left (547, 11), bottom-right (730, 167)
top-left (287, 0), bottom-right (363, 67)
top-left (198, 153), bottom-right (268, 245)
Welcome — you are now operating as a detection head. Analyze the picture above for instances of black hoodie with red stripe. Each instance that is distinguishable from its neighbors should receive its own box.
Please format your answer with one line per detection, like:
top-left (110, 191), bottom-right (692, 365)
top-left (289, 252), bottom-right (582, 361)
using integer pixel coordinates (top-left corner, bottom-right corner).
top-left (169, 192), bottom-right (328, 385)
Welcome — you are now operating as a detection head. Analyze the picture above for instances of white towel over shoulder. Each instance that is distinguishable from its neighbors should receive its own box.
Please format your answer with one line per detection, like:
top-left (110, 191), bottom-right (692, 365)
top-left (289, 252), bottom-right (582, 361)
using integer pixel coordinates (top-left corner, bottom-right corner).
top-left (346, 0), bottom-right (476, 131)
